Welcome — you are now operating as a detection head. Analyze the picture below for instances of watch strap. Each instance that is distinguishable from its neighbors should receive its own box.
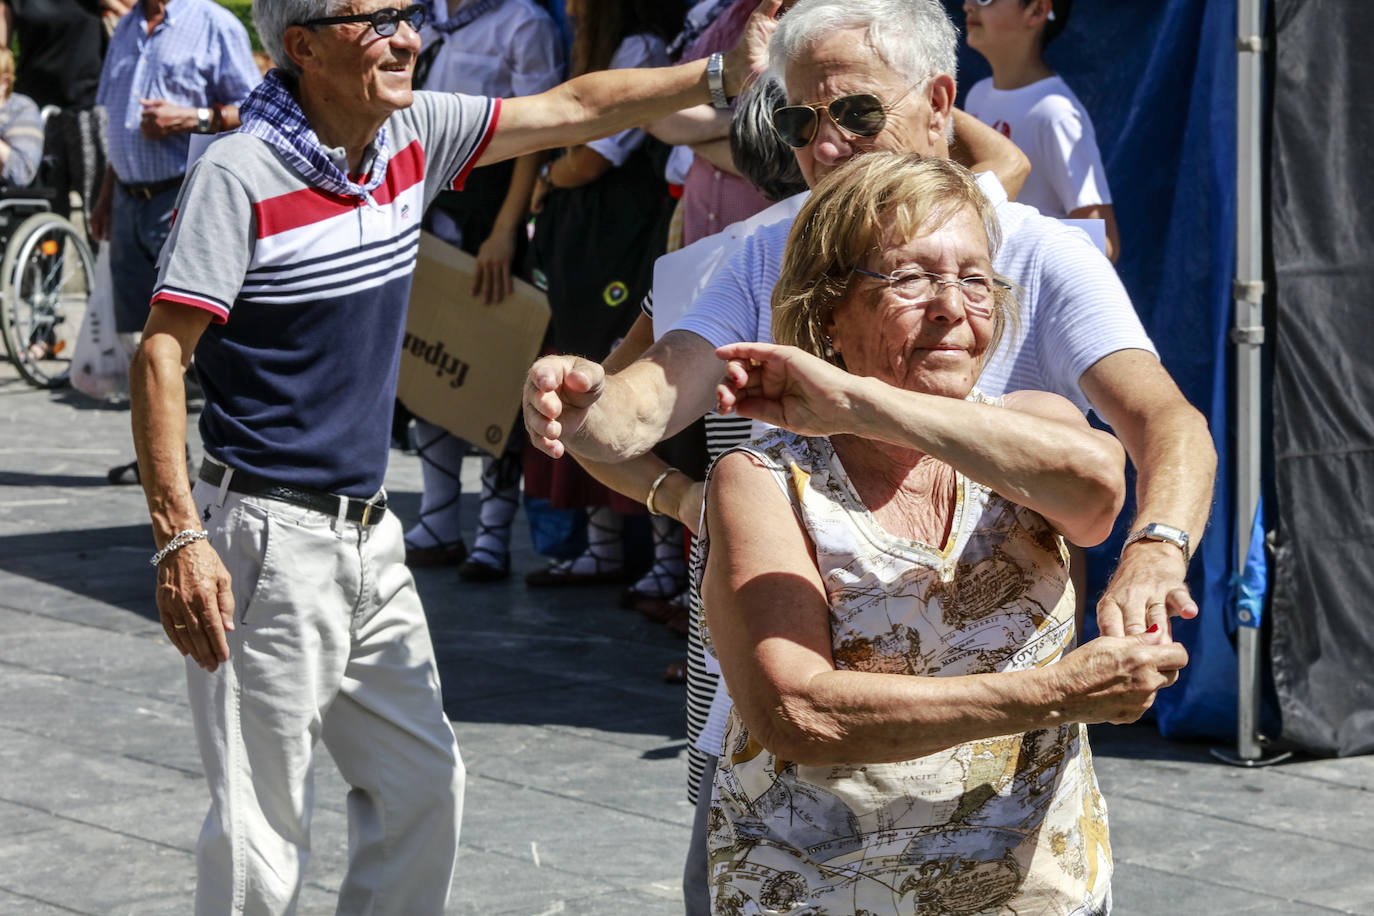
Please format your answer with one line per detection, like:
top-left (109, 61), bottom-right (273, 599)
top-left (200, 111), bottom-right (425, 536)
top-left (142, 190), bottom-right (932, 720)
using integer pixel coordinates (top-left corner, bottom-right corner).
top-left (1123, 522), bottom-right (1191, 564)
top-left (706, 52), bottom-right (729, 109)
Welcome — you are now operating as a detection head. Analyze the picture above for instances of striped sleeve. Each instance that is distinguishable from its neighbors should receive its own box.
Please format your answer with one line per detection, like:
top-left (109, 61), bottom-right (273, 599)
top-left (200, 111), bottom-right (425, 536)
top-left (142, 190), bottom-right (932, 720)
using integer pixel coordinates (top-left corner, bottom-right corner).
top-left (411, 91), bottom-right (501, 199)
top-left (150, 158), bottom-right (255, 323)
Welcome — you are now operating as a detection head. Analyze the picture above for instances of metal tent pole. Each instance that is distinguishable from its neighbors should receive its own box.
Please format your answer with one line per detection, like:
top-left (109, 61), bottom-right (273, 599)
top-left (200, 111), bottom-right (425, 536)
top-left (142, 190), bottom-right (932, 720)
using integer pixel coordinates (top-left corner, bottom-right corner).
top-left (1212, 0), bottom-right (1290, 768)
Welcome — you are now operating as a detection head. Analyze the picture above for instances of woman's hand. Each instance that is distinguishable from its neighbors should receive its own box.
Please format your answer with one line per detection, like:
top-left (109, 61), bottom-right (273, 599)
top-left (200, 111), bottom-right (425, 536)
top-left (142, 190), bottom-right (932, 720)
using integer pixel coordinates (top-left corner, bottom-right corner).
top-left (724, 0), bottom-right (786, 97)
top-left (715, 341), bottom-right (861, 438)
top-left (1049, 634), bottom-right (1189, 725)
top-left (472, 227), bottom-right (517, 305)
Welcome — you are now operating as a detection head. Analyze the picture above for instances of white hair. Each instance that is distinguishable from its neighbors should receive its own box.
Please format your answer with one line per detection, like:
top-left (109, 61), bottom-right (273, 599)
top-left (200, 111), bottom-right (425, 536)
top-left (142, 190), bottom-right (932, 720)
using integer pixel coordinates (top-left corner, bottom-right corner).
top-left (770, 0), bottom-right (959, 96)
top-left (253, 0), bottom-right (350, 77)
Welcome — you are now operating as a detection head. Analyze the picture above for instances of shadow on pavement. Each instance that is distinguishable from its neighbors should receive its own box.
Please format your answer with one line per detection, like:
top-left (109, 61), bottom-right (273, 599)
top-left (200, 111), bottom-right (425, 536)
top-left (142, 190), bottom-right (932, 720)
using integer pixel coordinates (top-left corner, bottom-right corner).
top-left (0, 469), bottom-right (121, 488)
top-left (0, 523), bottom-right (157, 621)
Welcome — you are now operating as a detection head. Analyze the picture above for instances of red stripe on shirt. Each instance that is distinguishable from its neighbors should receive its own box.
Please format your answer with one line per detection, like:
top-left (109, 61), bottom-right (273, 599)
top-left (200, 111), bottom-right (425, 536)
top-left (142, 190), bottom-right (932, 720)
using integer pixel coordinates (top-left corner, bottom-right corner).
top-left (151, 290), bottom-right (231, 324)
top-left (451, 97), bottom-right (501, 191)
top-left (251, 141), bottom-right (428, 238)
top-left (373, 140), bottom-right (425, 205)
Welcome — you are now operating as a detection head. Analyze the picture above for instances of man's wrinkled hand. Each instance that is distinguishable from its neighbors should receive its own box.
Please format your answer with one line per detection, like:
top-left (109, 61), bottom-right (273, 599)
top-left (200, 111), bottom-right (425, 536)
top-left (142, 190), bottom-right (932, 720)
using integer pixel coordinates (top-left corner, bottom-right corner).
top-left (522, 355), bottom-right (606, 458)
top-left (1096, 540), bottom-right (1197, 642)
top-left (139, 98), bottom-right (194, 139)
top-left (156, 539), bottom-right (235, 672)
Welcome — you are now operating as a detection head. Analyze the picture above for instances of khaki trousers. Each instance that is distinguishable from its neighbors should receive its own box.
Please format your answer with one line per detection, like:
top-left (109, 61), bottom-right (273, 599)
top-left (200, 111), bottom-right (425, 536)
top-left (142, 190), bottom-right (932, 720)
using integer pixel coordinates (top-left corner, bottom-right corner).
top-left (187, 480), bottom-right (463, 915)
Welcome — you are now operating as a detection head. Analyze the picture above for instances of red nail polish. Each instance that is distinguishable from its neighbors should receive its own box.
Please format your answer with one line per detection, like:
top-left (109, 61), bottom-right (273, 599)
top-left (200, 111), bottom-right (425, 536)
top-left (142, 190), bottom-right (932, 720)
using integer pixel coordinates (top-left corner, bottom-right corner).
top-left (1146, 624), bottom-right (1160, 633)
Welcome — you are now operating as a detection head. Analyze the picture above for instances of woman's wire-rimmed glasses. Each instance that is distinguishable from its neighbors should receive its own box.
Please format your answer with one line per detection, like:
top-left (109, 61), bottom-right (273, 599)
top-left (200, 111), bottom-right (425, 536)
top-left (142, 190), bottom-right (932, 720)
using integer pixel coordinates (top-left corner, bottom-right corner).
top-left (300, 4), bottom-right (427, 37)
top-left (771, 88), bottom-right (913, 149)
top-left (850, 265), bottom-right (1008, 317)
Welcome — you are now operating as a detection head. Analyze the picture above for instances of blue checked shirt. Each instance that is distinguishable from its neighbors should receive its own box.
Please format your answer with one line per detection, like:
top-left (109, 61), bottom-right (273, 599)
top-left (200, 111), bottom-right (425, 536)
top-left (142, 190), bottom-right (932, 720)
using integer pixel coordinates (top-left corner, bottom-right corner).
top-left (97, 0), bottom-right (259, 185)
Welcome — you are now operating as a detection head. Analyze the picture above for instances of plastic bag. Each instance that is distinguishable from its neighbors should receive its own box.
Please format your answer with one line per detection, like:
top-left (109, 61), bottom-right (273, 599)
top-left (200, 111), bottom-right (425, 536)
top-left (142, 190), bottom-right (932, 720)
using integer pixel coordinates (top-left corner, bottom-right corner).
top-left (70, 245), bottom-right (133, 400)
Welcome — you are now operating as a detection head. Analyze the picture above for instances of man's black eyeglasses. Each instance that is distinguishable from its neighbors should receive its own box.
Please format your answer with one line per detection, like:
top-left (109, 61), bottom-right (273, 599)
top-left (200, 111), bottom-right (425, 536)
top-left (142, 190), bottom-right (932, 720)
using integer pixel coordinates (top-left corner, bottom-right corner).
top-left (300, 4), bottom-right (427, 37)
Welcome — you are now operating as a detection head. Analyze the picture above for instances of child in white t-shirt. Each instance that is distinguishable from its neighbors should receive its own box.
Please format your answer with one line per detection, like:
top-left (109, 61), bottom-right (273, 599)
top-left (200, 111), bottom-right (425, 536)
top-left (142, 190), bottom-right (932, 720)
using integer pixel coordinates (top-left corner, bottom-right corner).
top-left (963, 0), bottom-right (1121, 261)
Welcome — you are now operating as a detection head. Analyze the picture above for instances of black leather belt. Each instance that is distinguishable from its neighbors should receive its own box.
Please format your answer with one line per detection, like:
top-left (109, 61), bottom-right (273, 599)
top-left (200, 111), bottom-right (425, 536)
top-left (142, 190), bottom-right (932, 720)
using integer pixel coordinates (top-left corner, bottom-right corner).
top-left (199, 462), bottom-right (387, 526)
top-left (119, 175), bottom-right (184, 201)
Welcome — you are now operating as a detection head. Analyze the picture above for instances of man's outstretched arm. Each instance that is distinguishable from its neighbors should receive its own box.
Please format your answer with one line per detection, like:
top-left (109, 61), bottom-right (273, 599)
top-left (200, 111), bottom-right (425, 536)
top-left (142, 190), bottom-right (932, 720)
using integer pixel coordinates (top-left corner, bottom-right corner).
top-left (1081, 350), bottom-right (1217, 639)
top-left (478, 0), bottom-right (779, 167)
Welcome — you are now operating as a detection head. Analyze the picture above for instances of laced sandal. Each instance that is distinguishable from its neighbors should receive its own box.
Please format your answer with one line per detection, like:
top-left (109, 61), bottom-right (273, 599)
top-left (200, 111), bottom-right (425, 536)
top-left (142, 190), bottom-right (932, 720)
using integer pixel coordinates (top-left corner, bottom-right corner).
top-left (621, 565), bottom-right (686, 609)
top-left (458, 547), bottom-right (510, 582)
top-left (524, 555), bottom-right (627, 587)
top-left (405, 540), bottom-right (468, 568)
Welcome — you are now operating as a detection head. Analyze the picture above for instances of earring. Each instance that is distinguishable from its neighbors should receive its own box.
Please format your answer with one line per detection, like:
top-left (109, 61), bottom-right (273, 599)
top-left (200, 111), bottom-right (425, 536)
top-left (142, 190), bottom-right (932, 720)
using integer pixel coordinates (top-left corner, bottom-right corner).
top-left (823, 335), bottom-right (835, 358)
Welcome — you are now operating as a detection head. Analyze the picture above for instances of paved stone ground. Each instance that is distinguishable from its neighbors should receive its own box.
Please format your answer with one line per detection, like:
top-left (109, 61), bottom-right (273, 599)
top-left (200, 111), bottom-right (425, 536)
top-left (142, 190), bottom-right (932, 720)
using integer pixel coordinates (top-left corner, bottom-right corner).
top-left (1, 360), bottom-right (1372, 915)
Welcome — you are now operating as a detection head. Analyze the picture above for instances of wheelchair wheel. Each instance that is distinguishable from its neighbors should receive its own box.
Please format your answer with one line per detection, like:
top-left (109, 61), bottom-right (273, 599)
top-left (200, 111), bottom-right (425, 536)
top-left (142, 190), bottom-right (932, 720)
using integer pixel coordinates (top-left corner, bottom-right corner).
top-left (0, 211), bottom-right (94, 389)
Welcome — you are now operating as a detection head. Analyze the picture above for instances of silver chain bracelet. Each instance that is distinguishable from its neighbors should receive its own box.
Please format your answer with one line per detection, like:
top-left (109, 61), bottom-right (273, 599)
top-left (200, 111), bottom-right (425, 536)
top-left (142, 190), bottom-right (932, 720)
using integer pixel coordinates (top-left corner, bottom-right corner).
top-left (149, 529), bottom-right (208, 567)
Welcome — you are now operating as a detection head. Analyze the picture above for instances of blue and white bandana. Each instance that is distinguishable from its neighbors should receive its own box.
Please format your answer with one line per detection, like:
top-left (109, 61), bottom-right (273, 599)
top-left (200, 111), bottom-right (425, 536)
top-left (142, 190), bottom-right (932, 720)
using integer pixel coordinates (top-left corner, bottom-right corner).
top-left (237, 69), bottom-right (391, 201)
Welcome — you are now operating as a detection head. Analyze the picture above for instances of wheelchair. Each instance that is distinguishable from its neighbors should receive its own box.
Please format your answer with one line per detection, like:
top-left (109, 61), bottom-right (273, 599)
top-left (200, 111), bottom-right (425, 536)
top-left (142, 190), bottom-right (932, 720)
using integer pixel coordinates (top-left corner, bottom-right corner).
top-left (0, 105), bottom-right (97, 389)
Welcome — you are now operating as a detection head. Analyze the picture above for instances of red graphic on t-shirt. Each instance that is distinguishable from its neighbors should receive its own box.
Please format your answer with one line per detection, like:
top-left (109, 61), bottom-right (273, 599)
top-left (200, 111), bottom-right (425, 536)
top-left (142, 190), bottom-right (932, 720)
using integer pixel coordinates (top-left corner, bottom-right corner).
top-left (994, 120), bottom-right (1012, 138)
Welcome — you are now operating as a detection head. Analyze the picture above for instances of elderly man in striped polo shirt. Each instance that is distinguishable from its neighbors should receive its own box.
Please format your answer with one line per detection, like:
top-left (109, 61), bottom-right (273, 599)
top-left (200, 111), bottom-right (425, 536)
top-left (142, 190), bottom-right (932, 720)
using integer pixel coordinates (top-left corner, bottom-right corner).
top-left (126, 0), bottom-right (779, 912)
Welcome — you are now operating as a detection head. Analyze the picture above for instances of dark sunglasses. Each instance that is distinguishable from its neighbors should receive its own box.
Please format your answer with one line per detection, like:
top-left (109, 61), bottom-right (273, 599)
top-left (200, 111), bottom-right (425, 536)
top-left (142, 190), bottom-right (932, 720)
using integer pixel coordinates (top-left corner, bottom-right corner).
top-left (300, 4), bottom-right (427, 37)
top-left (771, 91), bottom-right (903, 149)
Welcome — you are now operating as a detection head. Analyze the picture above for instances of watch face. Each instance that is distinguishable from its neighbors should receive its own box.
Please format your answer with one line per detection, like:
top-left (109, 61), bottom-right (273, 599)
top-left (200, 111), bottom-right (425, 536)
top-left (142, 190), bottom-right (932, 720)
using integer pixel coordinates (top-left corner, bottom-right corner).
top-left (1146, 523), bottom-right (1186, 542)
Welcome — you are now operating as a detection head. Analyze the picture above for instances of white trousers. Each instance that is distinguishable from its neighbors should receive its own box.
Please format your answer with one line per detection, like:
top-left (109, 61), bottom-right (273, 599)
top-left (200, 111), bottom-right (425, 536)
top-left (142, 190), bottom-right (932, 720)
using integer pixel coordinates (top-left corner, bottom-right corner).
top-left (187, 481), bottom-right (464, 915)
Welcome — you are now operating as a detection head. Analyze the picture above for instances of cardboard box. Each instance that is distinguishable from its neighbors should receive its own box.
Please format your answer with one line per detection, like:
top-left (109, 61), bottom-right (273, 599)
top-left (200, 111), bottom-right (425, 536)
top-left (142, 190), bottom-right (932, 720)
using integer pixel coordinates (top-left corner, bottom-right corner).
top-left (398, 231), bottom-right (550, 456)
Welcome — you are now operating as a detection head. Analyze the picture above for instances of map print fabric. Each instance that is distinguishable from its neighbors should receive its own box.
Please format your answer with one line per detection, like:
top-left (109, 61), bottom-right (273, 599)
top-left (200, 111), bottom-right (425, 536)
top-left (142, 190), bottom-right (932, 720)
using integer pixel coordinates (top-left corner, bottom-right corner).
top-left (702, 409), bottom-right (1113, 915)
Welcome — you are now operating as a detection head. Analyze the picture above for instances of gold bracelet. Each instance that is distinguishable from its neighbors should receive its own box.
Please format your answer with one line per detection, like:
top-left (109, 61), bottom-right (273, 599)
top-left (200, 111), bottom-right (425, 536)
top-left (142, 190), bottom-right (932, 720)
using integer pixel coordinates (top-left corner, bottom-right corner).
top-left (645, 467), bottom-right (682, 517)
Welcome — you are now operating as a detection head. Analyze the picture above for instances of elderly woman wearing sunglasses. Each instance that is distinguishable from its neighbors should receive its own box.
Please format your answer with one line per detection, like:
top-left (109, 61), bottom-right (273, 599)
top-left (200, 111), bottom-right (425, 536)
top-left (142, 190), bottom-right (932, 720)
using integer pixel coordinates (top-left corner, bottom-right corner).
top-left (701, 151), bottom-right (1186, 915)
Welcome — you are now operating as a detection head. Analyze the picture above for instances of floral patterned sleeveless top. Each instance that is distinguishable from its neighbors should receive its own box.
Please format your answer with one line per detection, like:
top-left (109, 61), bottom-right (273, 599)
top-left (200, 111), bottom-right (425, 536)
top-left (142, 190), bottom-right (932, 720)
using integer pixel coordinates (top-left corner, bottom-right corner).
top-left (702, 416), bottom-right (1113, 916)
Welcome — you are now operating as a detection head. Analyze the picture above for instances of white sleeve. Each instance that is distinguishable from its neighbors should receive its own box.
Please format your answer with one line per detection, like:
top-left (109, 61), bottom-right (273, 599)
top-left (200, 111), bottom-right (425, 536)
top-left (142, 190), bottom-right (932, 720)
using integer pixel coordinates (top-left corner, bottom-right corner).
top-left (1031, 227), bottom-right (1154, 403)
top-left (670, 231), bottom-right (769, 348)
top-left (1036, 95), bottom-right (1113, 213)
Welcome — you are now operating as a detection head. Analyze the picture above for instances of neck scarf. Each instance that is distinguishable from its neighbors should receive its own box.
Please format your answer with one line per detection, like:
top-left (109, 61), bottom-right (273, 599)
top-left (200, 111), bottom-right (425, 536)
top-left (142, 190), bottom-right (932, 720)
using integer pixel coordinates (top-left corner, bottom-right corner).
top-left (237, 69), bottom-right (391, 201)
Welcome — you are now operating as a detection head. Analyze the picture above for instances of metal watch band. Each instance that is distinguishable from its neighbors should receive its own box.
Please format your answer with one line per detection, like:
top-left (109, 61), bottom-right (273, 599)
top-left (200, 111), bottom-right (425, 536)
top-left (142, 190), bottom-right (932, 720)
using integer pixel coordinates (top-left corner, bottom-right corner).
top-left (706, 52), bottom-right (729, 109)
top-left (1123, 522), bottom-right (1191, 564)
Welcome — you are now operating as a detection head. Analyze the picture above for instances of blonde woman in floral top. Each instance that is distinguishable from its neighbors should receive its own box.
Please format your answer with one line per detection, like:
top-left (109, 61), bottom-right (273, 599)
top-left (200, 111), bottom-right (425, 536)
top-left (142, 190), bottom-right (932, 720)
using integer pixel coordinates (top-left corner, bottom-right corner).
top-left (699, 153), bottom-right (1188, 915)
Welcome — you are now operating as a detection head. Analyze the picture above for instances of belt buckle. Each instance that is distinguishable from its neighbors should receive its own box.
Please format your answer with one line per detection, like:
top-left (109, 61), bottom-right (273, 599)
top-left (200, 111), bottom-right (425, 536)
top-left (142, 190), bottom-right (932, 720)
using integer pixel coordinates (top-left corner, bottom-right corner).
top-left (360, 501), bottom-right (373, 526)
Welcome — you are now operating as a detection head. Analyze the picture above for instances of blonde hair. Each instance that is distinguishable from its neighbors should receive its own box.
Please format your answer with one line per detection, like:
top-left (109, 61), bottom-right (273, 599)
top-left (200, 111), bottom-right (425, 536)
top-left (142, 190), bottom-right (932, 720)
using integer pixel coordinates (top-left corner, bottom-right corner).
top-left (772, 152), bottom-right (1020, 377)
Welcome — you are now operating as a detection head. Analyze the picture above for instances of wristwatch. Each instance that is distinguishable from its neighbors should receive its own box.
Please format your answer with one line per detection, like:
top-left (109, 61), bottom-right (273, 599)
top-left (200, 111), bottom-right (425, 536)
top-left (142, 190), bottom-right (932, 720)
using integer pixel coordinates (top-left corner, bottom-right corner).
top-left (195, 107), bottom-right (213, 134)
top-left (706, 52), bottom-right (729, 109)
top-left (1123, 522), bottom-right (1191, 564)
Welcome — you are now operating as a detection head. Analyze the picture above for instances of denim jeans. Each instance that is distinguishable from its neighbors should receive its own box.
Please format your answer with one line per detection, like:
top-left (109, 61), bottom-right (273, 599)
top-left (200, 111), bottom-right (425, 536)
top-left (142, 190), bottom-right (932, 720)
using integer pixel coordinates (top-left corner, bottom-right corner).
top-left (110, 181), bottom-right (178, 333)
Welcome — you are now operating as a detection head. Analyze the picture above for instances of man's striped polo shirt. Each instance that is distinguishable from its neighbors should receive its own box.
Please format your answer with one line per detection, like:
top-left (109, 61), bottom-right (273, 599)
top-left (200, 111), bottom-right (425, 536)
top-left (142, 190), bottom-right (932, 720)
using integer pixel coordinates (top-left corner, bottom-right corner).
top-left (151, 91), bottom-right (500, 498)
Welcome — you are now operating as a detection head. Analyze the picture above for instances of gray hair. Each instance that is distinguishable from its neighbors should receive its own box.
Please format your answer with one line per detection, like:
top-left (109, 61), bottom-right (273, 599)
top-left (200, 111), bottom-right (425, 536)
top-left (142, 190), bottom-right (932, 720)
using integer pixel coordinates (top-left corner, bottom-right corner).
top-left (769, 0), bottom-right (959, 97)
top-left (254, 0), bottom-right (348, 77)
top-left (730, 72), bottom-right (807, 202)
